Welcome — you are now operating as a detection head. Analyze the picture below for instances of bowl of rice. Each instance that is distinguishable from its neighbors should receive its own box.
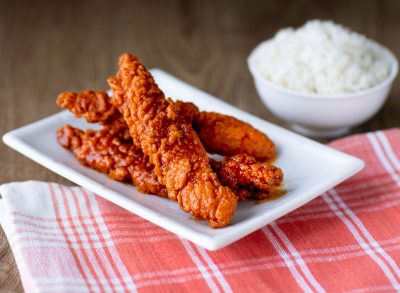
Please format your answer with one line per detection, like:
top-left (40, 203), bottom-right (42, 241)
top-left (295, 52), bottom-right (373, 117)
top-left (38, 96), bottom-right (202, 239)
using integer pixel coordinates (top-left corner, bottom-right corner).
top-left (248, 20), bottom-right (398, 138)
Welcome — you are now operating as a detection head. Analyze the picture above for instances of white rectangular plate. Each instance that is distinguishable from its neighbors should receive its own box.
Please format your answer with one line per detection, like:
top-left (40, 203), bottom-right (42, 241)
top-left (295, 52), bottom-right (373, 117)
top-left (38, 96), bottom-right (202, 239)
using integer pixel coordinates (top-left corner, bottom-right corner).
top-left (2, 69), bottom-right (364, 250)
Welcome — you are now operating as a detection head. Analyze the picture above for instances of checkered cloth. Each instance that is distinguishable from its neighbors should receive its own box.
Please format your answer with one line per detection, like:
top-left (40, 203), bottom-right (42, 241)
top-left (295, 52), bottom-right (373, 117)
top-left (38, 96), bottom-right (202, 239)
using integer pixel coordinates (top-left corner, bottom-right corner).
top-left (1, 129), bottom-right (400, 292)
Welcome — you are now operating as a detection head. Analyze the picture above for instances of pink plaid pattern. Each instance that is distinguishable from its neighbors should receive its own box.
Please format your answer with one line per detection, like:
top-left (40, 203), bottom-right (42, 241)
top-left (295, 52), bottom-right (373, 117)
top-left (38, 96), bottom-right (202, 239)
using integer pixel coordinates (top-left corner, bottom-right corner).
top-left (1, 129), bottom-right (400, 292)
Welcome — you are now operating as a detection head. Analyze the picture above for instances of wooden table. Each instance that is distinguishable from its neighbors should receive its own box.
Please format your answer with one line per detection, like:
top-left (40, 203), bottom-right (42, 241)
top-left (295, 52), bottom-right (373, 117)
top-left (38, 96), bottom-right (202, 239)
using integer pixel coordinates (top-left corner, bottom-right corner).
top-left (1, 0), bottom-right (399, 291)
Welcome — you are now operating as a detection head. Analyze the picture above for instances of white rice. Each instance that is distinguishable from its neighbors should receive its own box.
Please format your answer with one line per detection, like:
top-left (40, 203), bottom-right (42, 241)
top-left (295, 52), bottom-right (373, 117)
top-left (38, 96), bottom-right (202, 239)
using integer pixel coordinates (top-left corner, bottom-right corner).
top-left (251, 20), bottom-right (392, 95)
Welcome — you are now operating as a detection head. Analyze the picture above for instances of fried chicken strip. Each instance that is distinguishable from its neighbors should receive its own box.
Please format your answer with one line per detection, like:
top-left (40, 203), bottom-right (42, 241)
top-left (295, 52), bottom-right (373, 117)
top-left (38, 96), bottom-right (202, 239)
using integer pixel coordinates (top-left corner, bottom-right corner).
top-left (57, 125), bottom-right (167, 196)
top-left (57, 91), bottom-right (275, 160)
top-left (107, 53), bottom-right (237, 227)
top-left (194, 112), bottom-right (276, 161)
top-left (57, 91), bottom-right (131, 141)
top-left (210, 154), bottom-right (283, 200)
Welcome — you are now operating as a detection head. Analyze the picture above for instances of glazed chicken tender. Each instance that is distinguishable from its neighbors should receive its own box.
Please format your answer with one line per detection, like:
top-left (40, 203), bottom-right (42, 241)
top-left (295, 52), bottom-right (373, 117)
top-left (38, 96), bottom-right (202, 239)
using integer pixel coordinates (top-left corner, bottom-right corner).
top-left (211, 154), bottom-right (283, 200)
top-left (57, 91), bottom-right (131, 141)
top-left (107, 53), bottom-right (238, 227)
top-left (57, 125), bottom-right (167, 196)
top-left (194, 112), bottom-right (276, 161)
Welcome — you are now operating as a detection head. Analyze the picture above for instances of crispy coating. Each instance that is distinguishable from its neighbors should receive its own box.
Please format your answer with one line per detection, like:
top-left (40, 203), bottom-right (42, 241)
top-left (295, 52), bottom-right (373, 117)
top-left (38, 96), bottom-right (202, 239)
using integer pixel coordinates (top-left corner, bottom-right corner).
top-left (57, 91), bottom-right (276, 160)
top-left (211, 154), bottom-right (283, 200)
top-left (194, 112), bottom-right (276, 161)
top-left (174, 100), bottom-right (200, 124)
top-left (57, 91), bottom-right (131, 141)
top-left (107, 53), bottom-right (237, 227)
top-left (57, 125), bottom-right (167, 196)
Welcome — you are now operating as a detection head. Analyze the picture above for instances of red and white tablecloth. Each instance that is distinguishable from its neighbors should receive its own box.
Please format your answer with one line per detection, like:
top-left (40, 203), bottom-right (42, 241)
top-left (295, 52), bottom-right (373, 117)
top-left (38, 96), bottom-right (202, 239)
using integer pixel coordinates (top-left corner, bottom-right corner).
top-left (1, 129), bottom-right (399, 292)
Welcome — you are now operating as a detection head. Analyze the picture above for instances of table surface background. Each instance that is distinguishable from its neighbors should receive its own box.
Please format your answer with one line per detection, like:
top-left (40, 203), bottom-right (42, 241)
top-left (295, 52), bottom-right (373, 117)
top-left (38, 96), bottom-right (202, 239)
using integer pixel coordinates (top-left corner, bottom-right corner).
top-left (1, 0), bottom-right (399, 291)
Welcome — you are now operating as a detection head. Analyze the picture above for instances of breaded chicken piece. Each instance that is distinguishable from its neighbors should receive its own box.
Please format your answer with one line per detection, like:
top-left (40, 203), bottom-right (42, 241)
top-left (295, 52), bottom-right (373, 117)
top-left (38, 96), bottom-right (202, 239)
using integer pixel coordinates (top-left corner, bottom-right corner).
top-left (57, 125), bottom-right (167, 196)
top-left (194, 112), bottom-right (276, 161)
top-left (57, 91), bottom-right (276, 160)
top-left (107, 53), bottom-right (237, 227)
top-left (57, 91), bottom-right (131, 141)
top-left (211, 154), bottom-right (283, 200)
top-left (57, 91), bottom-right (116, 123)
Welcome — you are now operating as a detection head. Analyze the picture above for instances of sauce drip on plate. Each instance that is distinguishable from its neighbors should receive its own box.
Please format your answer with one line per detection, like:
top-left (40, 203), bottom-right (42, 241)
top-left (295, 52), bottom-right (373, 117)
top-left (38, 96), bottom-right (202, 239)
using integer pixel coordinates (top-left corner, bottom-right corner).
top-left (255, 189), bottom-right (287, 205)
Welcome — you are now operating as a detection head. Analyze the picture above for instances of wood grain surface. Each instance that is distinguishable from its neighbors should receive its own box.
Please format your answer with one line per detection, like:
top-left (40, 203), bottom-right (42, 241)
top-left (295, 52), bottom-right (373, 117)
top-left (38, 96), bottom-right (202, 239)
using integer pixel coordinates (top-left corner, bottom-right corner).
top-left (1, 0), bottom-right (399, 291)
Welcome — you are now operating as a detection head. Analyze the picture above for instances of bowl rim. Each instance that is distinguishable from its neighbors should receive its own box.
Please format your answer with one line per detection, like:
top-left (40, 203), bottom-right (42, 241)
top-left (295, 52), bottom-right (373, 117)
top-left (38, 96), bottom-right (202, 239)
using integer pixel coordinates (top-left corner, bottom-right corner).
top-left (247, 38), bottom-right (399, 100)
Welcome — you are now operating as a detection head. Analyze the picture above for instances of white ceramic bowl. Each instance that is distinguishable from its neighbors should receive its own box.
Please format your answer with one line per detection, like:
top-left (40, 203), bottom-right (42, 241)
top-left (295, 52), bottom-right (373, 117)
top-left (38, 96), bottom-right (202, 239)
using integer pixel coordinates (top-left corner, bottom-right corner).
top-left (248, 41), bottom-right (398, 138)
